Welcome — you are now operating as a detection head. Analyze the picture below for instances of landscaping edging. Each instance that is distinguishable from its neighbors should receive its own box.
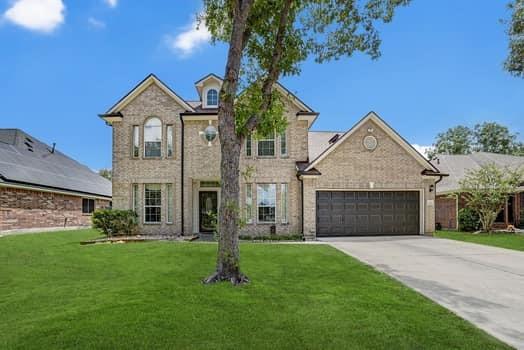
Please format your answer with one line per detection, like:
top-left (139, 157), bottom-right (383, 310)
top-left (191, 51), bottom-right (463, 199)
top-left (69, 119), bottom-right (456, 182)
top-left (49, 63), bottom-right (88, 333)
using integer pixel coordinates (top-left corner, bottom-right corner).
top-left (80, 235), bottom-right (198, 245)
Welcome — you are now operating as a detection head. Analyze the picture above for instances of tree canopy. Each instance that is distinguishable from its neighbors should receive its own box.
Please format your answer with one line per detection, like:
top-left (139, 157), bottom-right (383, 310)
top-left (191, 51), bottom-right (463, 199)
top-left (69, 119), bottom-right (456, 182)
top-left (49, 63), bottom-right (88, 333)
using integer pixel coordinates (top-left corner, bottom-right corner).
top-left (505, 0), bottom-right (524, 77)
top-left (201, 0), bottom-right (411, 284)
top-left (428, 122), bottom-right (524, 159)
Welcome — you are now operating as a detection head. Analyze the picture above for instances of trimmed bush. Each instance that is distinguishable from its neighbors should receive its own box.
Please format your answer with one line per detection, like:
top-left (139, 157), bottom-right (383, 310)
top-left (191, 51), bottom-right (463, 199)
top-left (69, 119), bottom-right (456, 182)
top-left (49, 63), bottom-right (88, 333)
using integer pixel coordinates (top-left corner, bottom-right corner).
top-left (92, 209), bottom-right (138, 237)
top-left (458, 207), bottom-right (480, 232)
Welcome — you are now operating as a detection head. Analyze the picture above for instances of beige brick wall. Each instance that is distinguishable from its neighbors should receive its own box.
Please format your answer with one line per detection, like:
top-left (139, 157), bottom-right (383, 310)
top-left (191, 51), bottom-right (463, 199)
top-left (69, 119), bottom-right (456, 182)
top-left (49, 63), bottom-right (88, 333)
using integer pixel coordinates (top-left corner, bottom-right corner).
top-left (184, 98), bottom-right (308, 236)
top-left (112, 83), bottom-right (183, 235)
top-left (302, 119), bottom-right (436, 239)
top-left (112, 82), bottom-right (309, 236)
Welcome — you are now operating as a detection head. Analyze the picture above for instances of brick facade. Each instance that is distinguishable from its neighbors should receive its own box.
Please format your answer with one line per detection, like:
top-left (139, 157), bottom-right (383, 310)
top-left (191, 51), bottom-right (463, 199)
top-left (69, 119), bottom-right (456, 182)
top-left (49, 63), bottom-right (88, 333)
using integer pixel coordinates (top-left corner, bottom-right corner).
top-left (108, 75), bottom-right (439, 238)
top-left (0, 186), bottom-right (110, 231)
top-left (302, 119), bottom-right (436, 239)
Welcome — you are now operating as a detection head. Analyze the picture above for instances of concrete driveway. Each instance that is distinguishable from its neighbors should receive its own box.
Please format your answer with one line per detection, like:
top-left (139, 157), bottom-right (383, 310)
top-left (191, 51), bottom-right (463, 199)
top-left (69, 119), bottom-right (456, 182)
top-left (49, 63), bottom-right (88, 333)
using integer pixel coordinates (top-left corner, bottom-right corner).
top-left (323, 236), bottom-right (524, 349)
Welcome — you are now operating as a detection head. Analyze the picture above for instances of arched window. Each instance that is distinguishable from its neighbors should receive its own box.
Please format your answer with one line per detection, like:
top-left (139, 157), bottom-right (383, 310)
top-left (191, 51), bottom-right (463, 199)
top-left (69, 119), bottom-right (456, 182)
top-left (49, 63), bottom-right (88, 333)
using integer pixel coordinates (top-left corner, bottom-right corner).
top-left (144, 117), bottom-right (162, 157)
top-left (206, 89), bottom-right (218, 107)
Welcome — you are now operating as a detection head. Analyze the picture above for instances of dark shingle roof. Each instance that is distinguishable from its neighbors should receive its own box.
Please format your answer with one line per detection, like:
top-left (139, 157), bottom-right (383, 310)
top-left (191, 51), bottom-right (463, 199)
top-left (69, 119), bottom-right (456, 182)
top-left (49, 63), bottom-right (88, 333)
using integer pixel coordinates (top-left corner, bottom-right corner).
top-left (0, 129), bottom-right (111, 198)
top-left (431, 152), bottom-right (524, 194)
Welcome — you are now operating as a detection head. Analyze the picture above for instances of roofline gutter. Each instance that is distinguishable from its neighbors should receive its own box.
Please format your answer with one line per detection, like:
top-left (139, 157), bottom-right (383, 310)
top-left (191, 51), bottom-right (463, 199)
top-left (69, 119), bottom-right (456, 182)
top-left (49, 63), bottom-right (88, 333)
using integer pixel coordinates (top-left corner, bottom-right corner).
top-left (0, 179), bottom-right (112, 200)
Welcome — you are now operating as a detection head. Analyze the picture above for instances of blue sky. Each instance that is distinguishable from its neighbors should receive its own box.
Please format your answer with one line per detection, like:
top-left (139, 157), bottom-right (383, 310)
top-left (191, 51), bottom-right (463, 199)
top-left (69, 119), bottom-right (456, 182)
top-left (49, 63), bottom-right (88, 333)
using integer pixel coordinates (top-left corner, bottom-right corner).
top-left (1, 0), bottom-right (522, 170)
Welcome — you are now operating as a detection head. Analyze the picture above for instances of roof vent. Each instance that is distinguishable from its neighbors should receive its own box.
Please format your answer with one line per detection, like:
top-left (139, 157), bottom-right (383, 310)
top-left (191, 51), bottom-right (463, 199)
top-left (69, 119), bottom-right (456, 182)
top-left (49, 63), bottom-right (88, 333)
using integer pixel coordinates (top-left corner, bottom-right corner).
top-left (328, 134), bottom-right (340, 144)
top-left (25, 137), bottom-right (33, 143)
top-left (24, 141), bottom-right (34, 152)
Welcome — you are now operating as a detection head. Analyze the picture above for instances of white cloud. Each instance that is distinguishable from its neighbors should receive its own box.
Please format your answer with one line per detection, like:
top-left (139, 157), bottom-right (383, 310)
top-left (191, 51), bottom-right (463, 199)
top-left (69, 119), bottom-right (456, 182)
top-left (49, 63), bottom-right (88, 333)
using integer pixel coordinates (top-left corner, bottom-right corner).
top-left (412, 144), bottom-right (433, 159)
top-left (165, 18), bottom-right (211, 57)
top-left (104, 0), bottom-right (118, 8)
top-left (3, 0), bottom-right (65, 33)
top-left (88, 17), bottom-right (106, 29)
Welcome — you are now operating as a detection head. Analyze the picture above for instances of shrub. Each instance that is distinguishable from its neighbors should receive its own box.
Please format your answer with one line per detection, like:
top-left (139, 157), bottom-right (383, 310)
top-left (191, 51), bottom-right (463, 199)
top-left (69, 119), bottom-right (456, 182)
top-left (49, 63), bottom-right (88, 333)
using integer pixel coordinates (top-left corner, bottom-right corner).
top-left (458, 207), bottom-right (480, 232)
top-left (92, 209), bottom-right (138, 237)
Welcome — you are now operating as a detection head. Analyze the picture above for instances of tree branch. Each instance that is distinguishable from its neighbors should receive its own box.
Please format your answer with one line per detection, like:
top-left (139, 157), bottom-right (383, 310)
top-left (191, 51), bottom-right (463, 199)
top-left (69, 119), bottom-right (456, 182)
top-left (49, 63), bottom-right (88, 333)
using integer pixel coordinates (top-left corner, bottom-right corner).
top-left (245, 0), bottom-right (293, 133)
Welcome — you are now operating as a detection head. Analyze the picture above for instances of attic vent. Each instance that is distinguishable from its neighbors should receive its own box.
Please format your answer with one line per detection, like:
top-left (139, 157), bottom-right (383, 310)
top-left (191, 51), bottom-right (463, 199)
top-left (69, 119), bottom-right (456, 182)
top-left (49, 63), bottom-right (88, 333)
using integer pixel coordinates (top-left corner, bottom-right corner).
top-left (328, 134), bottom-right (340, 144)
top-left (25, 137), bottom-right (33, 143)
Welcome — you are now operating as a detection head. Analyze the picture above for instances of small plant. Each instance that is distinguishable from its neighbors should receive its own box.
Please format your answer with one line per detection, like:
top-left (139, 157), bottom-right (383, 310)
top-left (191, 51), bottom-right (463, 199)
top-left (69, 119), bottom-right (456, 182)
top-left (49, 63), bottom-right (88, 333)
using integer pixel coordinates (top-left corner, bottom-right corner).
top-left (92, 209), bottom-right (138, 237)
top-left (238, 234), bottom-right (303, 241)
top-left (458, 207), bottom-right (481, 232)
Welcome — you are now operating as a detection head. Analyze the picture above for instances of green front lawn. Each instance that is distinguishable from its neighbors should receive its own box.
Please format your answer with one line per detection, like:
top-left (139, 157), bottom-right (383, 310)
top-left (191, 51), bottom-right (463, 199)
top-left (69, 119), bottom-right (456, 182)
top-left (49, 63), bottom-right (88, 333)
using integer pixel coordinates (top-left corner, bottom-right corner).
top-left (436, 230), bottom-right (524, 251)
top-left (0, 230), bottom-right (508, 349)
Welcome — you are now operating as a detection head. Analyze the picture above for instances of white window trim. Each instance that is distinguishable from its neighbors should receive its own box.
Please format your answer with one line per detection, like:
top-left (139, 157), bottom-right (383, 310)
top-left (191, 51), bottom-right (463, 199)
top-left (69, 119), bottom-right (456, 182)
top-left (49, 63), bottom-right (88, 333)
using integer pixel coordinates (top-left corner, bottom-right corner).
top-left (203, 85), bottom-right (220, 108)
top-left (144, 117), bottom-right (162, 158)
top-left (246, 183), bottom-right (253, 224)
top-left (166, 125), bottom-right (174, 158)
top-left (280, 130), bottom-right (288, 157)
top-left (257, 183), bottom-right (277, 223)
top-left (132, 184), bottom-right (139, 215)
top-left (281, 183), bottom-right (288, 224)
top-left (257, 133), bottom-right (276, 157)
top-left (144, 184), bottom-right (162, 224)
top-left (132, 125), bottom-right (139, 158)
top-left (166, 183), bottom-right (174, 224)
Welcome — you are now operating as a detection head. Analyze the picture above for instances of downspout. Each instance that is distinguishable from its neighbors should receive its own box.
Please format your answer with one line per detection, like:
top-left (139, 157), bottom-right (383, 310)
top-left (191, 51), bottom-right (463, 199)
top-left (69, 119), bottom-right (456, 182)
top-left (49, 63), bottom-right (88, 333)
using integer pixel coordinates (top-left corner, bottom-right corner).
top-left (297, 173), bottom-right (304, 240)
top-left (180, 114), bottom-right (185, 236)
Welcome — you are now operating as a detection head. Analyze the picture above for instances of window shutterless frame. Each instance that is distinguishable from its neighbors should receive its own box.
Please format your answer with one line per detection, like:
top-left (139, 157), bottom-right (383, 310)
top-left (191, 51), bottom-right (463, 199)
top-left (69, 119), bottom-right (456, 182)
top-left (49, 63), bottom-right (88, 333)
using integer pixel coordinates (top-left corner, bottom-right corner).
top-left (166, 125), bottom-right (174, 158)
top-left (82, 198), bottom-right (95, 214)
top-left (257, 184), bottom-right (276, 223)
top-left (280, 130), bottom-right (287, 157)
top-left (132, 184), bottom-right (140, 215)
top-left (144, 117), bottom-right (162, 158)
top-left (281, 183), bottom-right (288, 224)
top-left (166, 183), bottom-right (174, 224)
top-left (132, 125), bottom-right (139, 158)
top-left (246, 135), bottom-right (252, 157)
top-left (257, 132), bottom-right (275, 157)
top-left (144, 184), bottom-right (162, 223)
top-left (245, 183), bottom-right (253, 224)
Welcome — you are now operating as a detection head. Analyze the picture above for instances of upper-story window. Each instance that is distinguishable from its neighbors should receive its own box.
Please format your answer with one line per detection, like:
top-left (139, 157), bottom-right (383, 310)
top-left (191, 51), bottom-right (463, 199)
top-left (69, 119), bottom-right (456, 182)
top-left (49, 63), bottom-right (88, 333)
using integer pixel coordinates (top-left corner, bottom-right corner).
top-left (144, 117), bottom-right (162, 158)
top-left (258, 132), bottom-right (275, 157)
top-left (206, 89), bottom-right (219, 107)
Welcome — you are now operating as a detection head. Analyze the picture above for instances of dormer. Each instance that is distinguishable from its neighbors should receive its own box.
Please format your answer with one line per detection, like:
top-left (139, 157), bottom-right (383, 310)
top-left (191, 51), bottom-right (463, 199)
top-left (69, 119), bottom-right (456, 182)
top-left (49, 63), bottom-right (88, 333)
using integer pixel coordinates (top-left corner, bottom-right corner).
top-left (194, 73), bottom-right (223, 109)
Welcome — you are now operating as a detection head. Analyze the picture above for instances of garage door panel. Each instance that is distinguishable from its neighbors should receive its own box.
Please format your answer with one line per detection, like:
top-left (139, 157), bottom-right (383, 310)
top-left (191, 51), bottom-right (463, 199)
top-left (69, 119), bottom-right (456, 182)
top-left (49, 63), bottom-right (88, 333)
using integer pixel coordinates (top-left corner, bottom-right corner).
top-left (316, 191), bottom-right (419, 236)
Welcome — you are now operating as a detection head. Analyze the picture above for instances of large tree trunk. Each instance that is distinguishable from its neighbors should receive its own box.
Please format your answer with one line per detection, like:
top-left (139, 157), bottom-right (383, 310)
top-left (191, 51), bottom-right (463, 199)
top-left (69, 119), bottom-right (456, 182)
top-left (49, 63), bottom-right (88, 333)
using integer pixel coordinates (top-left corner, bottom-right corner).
top-left (203, 0), bottom-right (253, 285)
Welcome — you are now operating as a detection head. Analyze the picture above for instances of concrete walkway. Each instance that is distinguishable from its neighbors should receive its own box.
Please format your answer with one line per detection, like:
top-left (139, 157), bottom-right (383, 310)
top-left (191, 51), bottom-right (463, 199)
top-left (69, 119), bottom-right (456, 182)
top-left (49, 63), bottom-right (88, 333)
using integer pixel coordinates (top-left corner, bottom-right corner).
top-left (323, 236), bottom-right (524, 349)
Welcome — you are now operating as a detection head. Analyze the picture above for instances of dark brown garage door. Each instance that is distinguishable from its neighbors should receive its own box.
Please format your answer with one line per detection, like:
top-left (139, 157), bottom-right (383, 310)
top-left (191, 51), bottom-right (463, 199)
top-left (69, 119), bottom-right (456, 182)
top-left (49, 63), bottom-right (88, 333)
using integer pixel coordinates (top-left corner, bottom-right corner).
top-left (316, 191), bottom-right (420, 236)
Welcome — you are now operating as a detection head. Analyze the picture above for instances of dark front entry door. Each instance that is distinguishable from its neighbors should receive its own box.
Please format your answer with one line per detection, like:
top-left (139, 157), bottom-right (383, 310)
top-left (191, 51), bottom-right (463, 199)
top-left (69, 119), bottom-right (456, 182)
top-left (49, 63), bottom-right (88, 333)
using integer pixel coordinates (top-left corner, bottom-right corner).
top-left (316, 191), bottom-right (420, 236)
top-left (199, 191), bottom-right (218, 232)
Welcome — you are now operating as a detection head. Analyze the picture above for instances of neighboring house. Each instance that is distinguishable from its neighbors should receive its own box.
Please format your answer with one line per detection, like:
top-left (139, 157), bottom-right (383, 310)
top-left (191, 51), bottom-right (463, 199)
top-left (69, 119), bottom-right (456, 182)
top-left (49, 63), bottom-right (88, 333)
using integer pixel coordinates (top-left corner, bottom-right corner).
top-left (432, 152), bottom-right (524, 230)
top-left (100, 73), bottom-right (444, 239)
top-left (0, 129), bottom-right (112, 232)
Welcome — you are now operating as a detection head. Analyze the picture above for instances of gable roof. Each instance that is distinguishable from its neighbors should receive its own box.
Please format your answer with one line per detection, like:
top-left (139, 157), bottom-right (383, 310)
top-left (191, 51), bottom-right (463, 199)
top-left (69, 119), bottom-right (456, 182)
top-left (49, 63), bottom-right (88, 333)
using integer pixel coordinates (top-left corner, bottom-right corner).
top-left (104, 74), bottom-right (195, 115)
top-left (305, 111), bottom-right (441, 173)
top-left (431, 152), bottom-right (524, 194)
top-left (0, 129), bottom-right (111, 198)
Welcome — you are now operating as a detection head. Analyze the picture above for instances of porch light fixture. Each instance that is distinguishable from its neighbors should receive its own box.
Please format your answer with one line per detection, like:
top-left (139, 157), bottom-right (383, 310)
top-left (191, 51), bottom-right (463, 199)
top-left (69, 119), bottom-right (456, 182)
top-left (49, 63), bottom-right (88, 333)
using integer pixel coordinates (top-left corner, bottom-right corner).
top-left (199, 120), bottom-right (218, 146)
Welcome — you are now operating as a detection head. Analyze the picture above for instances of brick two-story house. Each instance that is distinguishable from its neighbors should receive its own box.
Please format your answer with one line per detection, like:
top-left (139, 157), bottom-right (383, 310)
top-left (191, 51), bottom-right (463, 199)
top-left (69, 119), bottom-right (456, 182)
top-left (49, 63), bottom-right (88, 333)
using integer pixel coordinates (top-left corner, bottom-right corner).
top-left (100, 73), bottom-right (444, 239)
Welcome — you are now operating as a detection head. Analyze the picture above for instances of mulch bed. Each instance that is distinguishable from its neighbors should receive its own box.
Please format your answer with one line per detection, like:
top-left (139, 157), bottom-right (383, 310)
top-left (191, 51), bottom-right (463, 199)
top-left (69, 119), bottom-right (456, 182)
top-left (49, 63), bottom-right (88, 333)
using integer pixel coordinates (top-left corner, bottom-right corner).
top-left (80, 235), bottom-right (198, 245)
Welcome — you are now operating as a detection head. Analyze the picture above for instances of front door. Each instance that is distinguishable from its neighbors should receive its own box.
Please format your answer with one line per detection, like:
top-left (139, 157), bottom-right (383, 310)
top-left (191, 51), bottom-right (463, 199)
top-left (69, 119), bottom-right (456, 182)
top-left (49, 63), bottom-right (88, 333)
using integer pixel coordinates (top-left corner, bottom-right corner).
top-left (199, 191), bottom-right (218, 232)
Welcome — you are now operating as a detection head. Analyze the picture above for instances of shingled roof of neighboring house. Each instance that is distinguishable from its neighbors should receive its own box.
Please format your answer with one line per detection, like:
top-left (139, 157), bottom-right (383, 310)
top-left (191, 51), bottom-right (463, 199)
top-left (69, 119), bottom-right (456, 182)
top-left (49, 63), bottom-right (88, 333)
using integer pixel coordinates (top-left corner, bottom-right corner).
top-left (308, 131), bottom-right (341, 161)
top-left (0, 129), bottom-right (112, 198)
top-left (431, 152), bottom-right (524, 194)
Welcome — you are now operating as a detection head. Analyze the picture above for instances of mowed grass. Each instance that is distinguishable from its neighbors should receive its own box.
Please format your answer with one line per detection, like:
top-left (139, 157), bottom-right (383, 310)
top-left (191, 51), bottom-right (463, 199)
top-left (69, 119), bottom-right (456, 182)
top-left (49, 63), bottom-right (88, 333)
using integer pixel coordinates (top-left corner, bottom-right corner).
top-left (0, 230), bottom-right (509, 349)
top-left (436, 230), bottom-right (524, 252)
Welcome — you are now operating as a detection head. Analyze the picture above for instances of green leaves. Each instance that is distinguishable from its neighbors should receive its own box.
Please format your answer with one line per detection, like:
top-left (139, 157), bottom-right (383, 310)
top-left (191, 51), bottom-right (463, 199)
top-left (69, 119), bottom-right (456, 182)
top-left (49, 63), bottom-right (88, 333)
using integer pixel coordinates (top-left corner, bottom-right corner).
top-left (505, 0), bottom-right (524, 77)
top-left (458, 163), bottom-right (523, 232)
top-left (202, 0), bottom-right (411, 134)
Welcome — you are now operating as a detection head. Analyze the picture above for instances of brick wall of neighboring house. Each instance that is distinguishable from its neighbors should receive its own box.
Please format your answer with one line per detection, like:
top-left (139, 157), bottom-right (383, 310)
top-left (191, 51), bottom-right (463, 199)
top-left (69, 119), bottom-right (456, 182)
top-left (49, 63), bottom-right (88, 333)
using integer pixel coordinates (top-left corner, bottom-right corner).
top-left (111, 83), bottom-right (184, 235)
top-left (437, 193), bottom-right (523, 230)
top-left (435, 195), bottom-right (457, 230)
top-left (0, 187), bottom-right (110, 231)
top-left (302, 119), bottom-right (436, 239)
